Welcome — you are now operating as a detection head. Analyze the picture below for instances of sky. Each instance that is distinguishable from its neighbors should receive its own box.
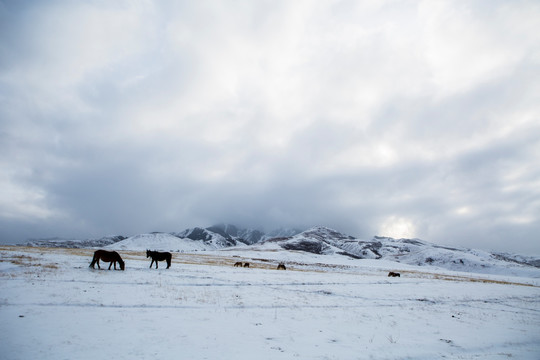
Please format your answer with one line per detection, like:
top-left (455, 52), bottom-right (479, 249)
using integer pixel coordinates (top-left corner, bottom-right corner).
top-left (1, 0), bottom-right (539, 255)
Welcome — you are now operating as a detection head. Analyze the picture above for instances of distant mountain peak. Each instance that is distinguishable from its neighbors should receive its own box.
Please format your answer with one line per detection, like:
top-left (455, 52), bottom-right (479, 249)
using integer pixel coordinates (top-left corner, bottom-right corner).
top-left (301, 226), bottom-right (356, 240)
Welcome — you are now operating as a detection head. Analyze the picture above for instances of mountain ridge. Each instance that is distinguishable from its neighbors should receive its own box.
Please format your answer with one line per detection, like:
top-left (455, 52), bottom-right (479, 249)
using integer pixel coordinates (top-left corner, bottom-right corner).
top-left (24, 224), bottom-right (540, 274)
top-left (254, 226), bottom-right (540, 273)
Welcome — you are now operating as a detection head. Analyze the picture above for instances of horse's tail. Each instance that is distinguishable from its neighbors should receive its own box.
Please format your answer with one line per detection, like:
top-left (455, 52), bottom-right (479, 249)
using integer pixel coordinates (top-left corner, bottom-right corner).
top-left (89, 253), bottom-right (97, 268)
top-left (166, 253), bottom-right (172, 268)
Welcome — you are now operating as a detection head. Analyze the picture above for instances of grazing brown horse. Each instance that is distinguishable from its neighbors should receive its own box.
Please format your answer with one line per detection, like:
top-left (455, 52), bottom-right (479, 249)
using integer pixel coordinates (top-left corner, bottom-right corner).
top-left (146, 250), bottom-right (172, 269)
top-left (90, 250), bottom-right (125, 270)
top-left (243, 262), bottom-right (250, 268)
top-left (388, 271), bottom-right (400, 277)
top-left (234, 261), bottom-right (243, 267)
top-left (277, 263), bottom-right (286, 270)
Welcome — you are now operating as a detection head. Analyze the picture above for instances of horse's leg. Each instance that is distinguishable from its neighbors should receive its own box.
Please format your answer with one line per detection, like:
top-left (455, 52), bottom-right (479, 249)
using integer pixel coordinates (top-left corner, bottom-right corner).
top-left (166, 258), bottom-right (170, 269)
top-left (90, 256), bottom-right (96, 268)
top-left (108, 261), bottom-right (113, 270)
top-left (155, 260), bottom-right (158, 269)
top-left (96, 259), bottom-right (101, 269)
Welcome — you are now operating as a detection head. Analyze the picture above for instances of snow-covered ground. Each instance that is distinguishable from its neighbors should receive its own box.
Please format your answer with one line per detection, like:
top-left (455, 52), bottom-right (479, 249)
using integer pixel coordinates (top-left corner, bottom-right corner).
top-left (1, 246), bottom-right (539, 359)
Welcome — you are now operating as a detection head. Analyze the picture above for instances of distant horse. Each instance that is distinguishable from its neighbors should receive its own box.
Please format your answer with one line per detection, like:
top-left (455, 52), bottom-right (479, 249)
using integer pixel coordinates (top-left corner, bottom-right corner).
top-left (234, 261), bottom-right (243, 267)
top-left (277, 263), bottom-right (286, 270)
top-left (146, 250), bottom-right (172, 269)
top-left (243, 263), bottom-right (250, 268)
top-left (90, 250), bottom-right (125, 270)
top-left (388, 271), bottom-right (400, 277)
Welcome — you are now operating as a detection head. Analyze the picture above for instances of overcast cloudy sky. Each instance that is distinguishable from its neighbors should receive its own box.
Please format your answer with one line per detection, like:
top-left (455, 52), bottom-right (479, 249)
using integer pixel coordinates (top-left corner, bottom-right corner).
top-left (1, 1), bottom-right (539, 254)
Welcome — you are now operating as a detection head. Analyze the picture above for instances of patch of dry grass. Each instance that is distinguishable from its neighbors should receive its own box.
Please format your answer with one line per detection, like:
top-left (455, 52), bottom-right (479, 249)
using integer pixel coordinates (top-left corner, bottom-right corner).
top-left (399, 269), bottom-right (537, 287)
top-left (0, 252), bottom-right (59, 273)
top-left (2, 254), bottom-right (37, 266)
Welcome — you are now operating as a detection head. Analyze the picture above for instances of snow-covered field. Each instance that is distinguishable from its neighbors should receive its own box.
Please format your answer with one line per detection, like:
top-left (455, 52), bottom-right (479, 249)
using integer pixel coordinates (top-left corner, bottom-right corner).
top-left (1, 246), bottom-right (539, 359)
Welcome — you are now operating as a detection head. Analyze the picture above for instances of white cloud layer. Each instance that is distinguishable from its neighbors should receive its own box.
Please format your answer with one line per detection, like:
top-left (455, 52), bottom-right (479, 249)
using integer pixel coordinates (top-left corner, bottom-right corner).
top-left (1, 0), bottom-right (539, 254)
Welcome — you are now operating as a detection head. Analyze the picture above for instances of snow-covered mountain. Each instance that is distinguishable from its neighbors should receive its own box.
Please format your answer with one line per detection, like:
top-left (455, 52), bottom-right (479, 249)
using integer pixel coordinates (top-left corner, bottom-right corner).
top-left (107, 233), bottom-right (211, 251)
top-left (23, 225), bottom-right (303, 251)
top-left (190, 223), bottom-right (302, 245)
top-left (172, 227), bottom-right (239, 248)
top-left (259, 226), bottom-right (358, 256)
top-left (256, 226), bottom-right (540, 275)
top-left (26, 235), bottom-right (127, 248)
top-left (261, 227), bottom-right (303, 242)
top-left (204, 224), bottom-right (264, 245)
top-left (108, 225), bottom-right (304, 251)
top-left (22, 224), bottom-right (539, 276)
top-left (171, 224), bottom-right (302, 246)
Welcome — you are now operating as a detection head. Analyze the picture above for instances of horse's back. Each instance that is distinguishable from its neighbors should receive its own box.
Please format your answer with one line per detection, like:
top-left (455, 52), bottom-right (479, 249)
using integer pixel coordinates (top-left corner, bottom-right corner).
top-left (150, 251), bottom-right (171, 260)
top-left (95, 250), bottom-right (119, 261)
top-left (94, 249), bottom-right (114, 255)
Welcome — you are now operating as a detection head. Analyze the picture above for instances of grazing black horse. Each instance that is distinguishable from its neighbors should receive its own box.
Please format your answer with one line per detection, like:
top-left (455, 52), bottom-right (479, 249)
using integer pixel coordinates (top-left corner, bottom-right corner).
top-left (388, 271), bottom-right (401, 277)
top-left (277, 263), bottom-right (286, 270)
top-left (146, 250), bottom-right (172, 269)
top-left (90, 250), bottom-right (125, 270)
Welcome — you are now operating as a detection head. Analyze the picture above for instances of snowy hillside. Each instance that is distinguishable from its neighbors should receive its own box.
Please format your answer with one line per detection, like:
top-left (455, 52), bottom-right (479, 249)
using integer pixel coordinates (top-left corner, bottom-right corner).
top-left (24, 225), bottom-right (300, 249)
top-left (26, 235), bottom-right (126, 248)
top-left (107, 226), bottom-right (303, 252)
top-left (258, 226), bottom-right (540, 277)
top-left (106, 233), bottom-right (212, 251)
top-left (199, 223), bottom-right (302, 245)
top-left (172, 227), bottom-right (240, 248)
top-left (172, 224), bottom-right (301, 246)
top-left (204, 223), bottom-right (265, 245)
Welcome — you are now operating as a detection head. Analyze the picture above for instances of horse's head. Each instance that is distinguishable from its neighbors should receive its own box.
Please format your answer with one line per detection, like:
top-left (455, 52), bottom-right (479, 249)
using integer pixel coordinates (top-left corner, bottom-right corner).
top-left (119, 258), bottom-right (125, 270)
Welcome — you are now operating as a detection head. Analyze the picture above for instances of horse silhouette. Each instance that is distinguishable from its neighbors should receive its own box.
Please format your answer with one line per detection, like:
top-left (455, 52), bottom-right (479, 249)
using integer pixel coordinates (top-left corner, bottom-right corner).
top-left (277, 263), bottom-right (286, 270)
top-left (90, 250), bottom-right (125, 270)
top-left (146, 250), bottom-right (172, 269)
top-left (234, 261), bottom-right (243, 267)
top-left (243, 263), bottom-right (250, 268)
top-left (388, 271), bottom-right (400, 277)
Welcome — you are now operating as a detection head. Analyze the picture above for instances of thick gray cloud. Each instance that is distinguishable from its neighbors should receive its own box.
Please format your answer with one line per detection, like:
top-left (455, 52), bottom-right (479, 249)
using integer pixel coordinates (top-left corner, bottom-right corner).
top-left (1, 0), bottom-right (539, 254)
